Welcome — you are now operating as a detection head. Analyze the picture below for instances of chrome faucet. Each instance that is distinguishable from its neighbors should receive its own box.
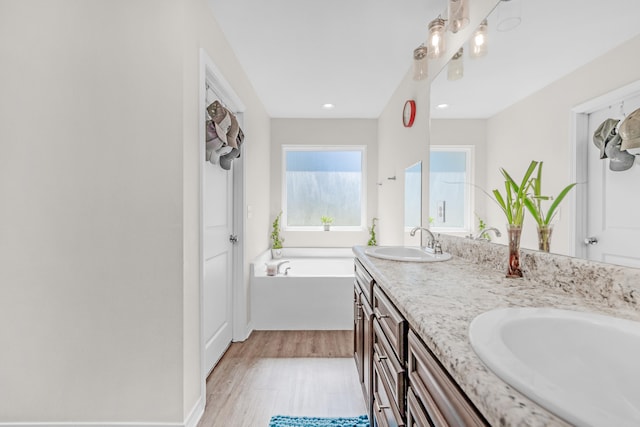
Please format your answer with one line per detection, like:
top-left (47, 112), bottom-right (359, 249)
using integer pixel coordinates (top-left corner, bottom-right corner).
top-left (474, 227), bottom-right (502, 241)
top-left (276, 260), bottom-right (290, 274)
top-left (409, 226), bottom-right (442, 254)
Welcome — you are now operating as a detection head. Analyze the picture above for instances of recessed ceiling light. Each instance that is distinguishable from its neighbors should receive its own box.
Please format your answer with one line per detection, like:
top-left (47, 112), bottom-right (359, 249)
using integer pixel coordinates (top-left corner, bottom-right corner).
top-left (436, 103), bottom-right (449, 109)
top-left (322, 103), bottom-right (335, 110)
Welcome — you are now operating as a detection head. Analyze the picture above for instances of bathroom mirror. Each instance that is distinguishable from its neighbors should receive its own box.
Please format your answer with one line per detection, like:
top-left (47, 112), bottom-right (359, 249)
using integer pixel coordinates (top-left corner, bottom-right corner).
top-left (428, 0), bottom-right (640, 266)
top-left (404, 161), bottom-right (422, 230)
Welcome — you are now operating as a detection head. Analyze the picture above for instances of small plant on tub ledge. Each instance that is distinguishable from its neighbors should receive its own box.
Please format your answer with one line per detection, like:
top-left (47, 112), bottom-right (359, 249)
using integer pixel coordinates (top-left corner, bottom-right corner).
top-left (320, 215), bottom-right (334, 231)
top-left (271, 211), bottom-right (284, 258)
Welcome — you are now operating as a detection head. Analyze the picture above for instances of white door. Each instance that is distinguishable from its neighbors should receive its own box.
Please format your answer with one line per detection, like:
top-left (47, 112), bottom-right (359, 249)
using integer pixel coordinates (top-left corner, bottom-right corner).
top-left (203, 94), bottom-right (234, 375)
top-left (585, 94), bottom-right (640, 268)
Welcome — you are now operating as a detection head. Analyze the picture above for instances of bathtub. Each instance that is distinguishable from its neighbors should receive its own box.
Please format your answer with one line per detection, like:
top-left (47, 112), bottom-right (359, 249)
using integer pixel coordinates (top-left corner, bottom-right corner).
top-left (250, 248), bottom-right (355, 330)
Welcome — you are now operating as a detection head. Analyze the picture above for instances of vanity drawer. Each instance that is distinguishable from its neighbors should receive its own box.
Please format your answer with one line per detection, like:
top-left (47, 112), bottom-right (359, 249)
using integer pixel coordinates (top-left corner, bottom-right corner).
top-left (373, 356), bottom-right (406, 427)
top-left (355, 258), bottom-right (374, 305)
top-left (406, 386), bottom-right (432, 427)
top-left (373, 284), bottom-right (406, 361)
top-left (407, 330), bottom-right (488, 427)
top-left (373, 318), bottom-right (405, 414)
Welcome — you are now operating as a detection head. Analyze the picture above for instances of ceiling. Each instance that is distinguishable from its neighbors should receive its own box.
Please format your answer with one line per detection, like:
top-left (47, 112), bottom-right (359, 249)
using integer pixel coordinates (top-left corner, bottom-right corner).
top-left (207, 0), bottom-right (640, 120)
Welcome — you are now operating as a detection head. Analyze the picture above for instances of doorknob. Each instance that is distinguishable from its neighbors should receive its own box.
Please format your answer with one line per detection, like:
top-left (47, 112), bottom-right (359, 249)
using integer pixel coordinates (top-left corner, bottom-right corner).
top-left (584, 236), bottom-right (598, 245)
top-left (229, 234), bottom-right (238, 243)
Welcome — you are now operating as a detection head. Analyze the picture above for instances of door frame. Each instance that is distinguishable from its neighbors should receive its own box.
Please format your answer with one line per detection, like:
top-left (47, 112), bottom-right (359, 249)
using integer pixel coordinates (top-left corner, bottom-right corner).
top-left (198, 49), bottom-right (248, 386)
top-left (570, 79), bottom-right (640, 259)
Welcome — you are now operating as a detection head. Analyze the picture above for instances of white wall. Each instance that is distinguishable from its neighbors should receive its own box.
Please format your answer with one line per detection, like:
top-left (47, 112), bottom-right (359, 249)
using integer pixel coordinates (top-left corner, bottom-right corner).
top-left (0, 0), bottom-right (270, 424)
top-left (270, 119), bottom-right (377, 248)
top-left (0, 0), bottom-right (184, 422)
top-left (485, 34), bottom-right (640, 255)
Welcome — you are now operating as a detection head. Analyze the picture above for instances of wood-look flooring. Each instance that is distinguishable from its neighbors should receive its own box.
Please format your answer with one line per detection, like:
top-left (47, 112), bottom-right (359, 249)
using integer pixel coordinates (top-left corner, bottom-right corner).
top-left (197, 330), bottom-right (367, 427)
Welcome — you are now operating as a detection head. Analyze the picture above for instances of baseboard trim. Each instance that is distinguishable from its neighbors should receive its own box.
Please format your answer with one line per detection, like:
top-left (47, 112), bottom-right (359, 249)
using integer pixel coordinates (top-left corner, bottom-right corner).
top-left (0, 423), bottom-right (183, 427)
top-left (184, 396), bottom-right (205, 427)
top-left (0, 399), bottom-right (205, 427)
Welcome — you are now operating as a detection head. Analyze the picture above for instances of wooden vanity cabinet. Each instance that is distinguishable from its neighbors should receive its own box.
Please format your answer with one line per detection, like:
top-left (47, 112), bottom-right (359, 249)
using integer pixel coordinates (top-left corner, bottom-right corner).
top-left (373, 356), bottom-right (406, 427)
top-left (407, 330), bottom-right (489, 427)
top-left (354, 257), bottom-right (489, 427)
top-left (371, 281), bottom-right (407, 426)
top-left (354, 259), bottom-right (374, 418)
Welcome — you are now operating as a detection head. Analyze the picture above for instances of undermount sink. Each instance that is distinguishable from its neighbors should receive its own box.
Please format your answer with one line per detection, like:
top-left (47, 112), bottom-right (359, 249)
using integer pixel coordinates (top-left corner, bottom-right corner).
top-left (469, 307), bottom-right (640, 427)
top-left (364, 246), bottom-right (452, 262)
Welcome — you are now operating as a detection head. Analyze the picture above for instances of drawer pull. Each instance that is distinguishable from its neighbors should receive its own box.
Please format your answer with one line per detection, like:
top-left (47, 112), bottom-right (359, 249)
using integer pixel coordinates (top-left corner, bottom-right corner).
top-left (375, 401), bottom-right (390, 412)
top-left (377, 314), bottom-right (390, 319)
top-left (375, 353), bottom-right (388, 362)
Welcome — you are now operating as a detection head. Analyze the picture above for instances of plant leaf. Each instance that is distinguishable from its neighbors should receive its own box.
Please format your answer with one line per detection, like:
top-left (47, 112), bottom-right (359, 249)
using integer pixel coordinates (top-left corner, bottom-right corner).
top-left (524, 197), bottom-right (542, 225)
top-left (534, 161), bottom-right (543, 196)
top-left (492, 189), bottom-right (510, 222)
top-left (545, 183), bottom-right (577, 224)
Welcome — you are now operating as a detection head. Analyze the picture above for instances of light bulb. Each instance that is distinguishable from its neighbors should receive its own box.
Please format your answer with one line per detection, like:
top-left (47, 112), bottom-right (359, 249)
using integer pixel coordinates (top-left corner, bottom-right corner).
top-left (447, 48), bottom-right (464, 81)
top-left (448, 0), bottom-right (469, 33)
top-left (470, 19), bottom-right (488, 58)
top-left (413, 45), bottom-right (428, 81)
top-left (427, 18), bottom-right (446, 59)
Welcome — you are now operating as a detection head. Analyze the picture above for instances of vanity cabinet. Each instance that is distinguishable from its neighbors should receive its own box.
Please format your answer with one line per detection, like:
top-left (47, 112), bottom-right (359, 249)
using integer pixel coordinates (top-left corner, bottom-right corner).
top-left (354, 258), bottom-right (489, 427)
top-left (372, 285), bottom-right (406, 418)
top-left (354, 259), bottom-right (374, 417)
top-left (407, 330), bottom-right (488, 427)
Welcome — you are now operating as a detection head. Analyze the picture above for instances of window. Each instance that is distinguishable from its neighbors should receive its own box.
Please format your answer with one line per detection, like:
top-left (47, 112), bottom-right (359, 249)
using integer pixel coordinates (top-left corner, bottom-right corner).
top-left (429, 146), bottom-right (473, 232)
top-left (283, 146), bottom-right (365, 229)
top-left (404, 162), bottom-right (422, 229)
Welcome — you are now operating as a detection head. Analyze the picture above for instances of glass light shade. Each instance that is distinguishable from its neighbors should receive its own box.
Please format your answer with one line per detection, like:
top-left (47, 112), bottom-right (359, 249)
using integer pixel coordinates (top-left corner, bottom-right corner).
top-left (427, 18), bottom-right (446, 59)
top-left (447, 48), bottom-right (464, 81)
top-left (413, 45), bottom-right (428, 81)
top-left (448, 0), bottom-right (469, 33)
top-left (497, 0), bottom-right (522, 32)
top-left (470, 19), bottom-right (488, 58)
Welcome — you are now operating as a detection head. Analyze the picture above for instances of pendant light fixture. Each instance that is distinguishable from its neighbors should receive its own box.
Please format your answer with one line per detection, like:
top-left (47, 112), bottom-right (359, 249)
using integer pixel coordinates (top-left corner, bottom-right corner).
top-left (413, 45), bottom-right (429, 81)
top-left (447, 47), bottom-right (464, 81)
top-left (470, 19), bottom-right (488, 58)
top-left (427, 17), bottom-right (446, 59)
top-left (448, 0), bottom-right (469, 33)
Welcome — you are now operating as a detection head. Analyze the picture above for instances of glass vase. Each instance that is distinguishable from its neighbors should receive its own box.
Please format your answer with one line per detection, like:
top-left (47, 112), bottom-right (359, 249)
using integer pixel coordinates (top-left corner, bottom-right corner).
top-left (506, 224), bottom-right (523, 278)
top-left (537, 224), bottom-right (553, 253)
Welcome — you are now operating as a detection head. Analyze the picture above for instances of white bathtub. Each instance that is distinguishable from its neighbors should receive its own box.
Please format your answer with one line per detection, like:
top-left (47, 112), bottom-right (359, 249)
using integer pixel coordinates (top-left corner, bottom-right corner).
top-left (250, 248), bottom-right (355, 330)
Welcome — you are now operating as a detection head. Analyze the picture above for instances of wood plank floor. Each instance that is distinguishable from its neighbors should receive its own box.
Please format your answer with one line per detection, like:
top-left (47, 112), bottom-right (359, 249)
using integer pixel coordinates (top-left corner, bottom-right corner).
top-left (197, 330), bottom-right (367, 427)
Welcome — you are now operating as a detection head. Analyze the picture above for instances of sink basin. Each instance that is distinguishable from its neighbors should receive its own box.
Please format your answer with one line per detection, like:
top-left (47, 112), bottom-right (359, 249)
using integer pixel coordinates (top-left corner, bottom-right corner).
top-left (364, 246), bottom-right (451, 262)
top-left (469, 307), bottom-right (640, 427)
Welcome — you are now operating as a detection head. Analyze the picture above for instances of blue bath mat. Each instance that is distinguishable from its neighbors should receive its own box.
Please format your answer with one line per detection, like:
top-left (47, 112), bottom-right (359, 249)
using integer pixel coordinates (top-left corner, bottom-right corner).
top-left (269, 414), bottom-right (369, 427)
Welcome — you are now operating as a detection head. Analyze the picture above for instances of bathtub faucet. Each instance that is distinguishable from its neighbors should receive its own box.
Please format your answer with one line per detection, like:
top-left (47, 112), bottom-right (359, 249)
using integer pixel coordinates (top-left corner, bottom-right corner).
top-left (276, 260), bottom-right (290, 274)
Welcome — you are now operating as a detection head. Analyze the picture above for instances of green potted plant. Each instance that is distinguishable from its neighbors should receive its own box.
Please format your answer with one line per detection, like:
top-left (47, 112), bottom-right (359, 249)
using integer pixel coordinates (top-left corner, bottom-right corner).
top-left (492, 160), bottom-right (539, 278)
top-left (367, 218), bottom-right (378, 246)
top-left (523, 162), bottom-right (576, 252)
top-left (320, 215), bottom-right (333, 231)
top-left (271, 211), bottom-right (284, 258)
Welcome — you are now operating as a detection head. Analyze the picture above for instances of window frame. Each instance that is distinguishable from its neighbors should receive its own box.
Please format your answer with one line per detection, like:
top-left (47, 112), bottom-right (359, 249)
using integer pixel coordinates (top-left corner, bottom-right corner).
top-left (429, 145), bottom-right (475, 234)
top-left (281, 144), bottom-right (367, 231)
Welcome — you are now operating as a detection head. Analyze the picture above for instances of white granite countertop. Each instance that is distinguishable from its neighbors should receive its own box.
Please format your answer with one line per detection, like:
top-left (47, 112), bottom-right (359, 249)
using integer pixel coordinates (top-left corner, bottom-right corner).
top-left (353, 244), bottom-right (640, 427)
